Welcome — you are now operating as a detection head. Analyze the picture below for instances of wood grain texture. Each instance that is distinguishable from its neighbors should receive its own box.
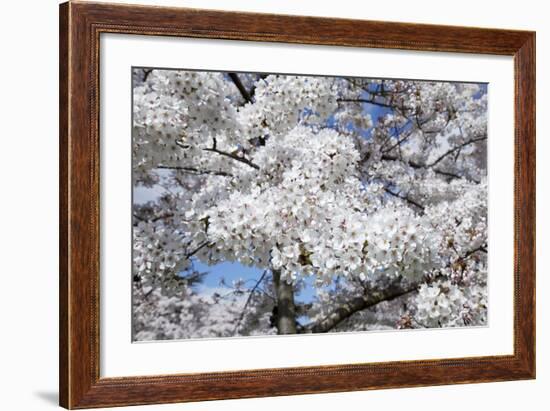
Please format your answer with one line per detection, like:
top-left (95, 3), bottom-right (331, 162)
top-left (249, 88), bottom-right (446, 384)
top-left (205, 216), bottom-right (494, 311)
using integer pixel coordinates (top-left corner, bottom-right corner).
top-left (59, 1), bottom-right (536, 408)
top-left (59, 2), bottom-right (69, 407)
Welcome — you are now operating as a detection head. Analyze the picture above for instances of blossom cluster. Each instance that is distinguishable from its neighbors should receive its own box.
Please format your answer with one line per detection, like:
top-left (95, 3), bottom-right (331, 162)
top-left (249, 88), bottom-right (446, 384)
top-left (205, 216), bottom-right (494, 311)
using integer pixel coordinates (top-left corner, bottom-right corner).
top-left (413, 278), bottom-right (487, 328)
top-left (237, 75), bottom-right (338, 141)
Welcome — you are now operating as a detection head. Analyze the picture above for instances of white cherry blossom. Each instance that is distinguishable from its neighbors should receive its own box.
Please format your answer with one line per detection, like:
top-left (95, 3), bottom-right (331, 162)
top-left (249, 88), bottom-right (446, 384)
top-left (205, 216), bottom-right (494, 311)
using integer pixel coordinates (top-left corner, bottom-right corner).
top-left (132, 69), bottom-right (488, 339)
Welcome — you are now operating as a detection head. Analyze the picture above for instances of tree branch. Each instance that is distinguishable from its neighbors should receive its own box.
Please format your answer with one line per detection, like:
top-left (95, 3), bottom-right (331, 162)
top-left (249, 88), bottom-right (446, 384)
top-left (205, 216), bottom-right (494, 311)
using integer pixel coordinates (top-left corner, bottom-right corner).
top-left (133, 212), bottom-right (175, 224)
top-left (384, 187), bottom-right (425, 210)
top-left (185, 241), bottom-right (212, 258)
top-left (142, 68), bottom-right (153, 82)
top-left (458, 244), bottom-right (487, 261)
top-left (157, 165), bottom-right (232, 177)
top-left (203, 146), bottom-right (260, 170)
top-left (381, 154), bottom-right (479, 183)
top-left (228, 73), bottom-right (253, 103)
top-left (426, 135), bottom-right (487, 167)
top-left (233, 270), bottom-right (268, 335)
top-left (303, 280), bottom-right (418, 334)
top-left (337, 98), bottom-right (394, 109)
top-left (381, 128), bottom-right (414, 154)
top-left (303, 244), bottom-right (487, 334)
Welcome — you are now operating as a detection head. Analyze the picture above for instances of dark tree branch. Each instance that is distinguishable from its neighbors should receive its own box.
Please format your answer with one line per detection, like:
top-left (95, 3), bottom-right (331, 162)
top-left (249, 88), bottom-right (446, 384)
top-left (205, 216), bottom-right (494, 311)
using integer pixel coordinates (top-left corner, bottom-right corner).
top-left (132, 211), bottom-right (176, 226)
top-left (233, 270), bottom-right (268, 335)
top-left (384, 187), bottom-right (425, 210)
top-left (142, 68), bottom-right (153, 82)
top-left (303, 245), bottom-right (487, 334)
top-left (337, 98), bottom-right (394, 109)
top-left (169, 137), bottom-right (260, 171)
top-left (426, 135), bottom-right (487, 167)
top-left (381, 154), bottom-right (480, 183)
top-left (157, 165), bottom-right (232, 177)
top-left (303, 280), bottom-right (418, 334)
top-left (185, 242), bottom-right (212, 258)
top-left (203, 146), bottom-right (260, 170)
top-left (381, 128), bottom-right (414, 154)
top-left (132, 213), bottom-right (146, 222)
top-left (432, 168), bottom-right (466, 180)
top-left (458, 244), bottom-right (487, 261)
top-left (228, 73), bottom-right (253, 104)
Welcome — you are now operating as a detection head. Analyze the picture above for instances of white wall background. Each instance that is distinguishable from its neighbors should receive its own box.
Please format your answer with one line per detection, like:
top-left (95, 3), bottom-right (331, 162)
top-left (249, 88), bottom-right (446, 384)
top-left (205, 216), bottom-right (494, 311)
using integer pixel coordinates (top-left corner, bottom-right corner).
top-left (0, 1), bottom-right (547, 410)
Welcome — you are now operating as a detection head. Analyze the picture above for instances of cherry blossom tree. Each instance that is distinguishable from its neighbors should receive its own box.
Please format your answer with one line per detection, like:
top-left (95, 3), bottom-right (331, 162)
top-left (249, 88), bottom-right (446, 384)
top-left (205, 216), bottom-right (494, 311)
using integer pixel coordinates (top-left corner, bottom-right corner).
top-left (132, 68), bottom-right (487, 340)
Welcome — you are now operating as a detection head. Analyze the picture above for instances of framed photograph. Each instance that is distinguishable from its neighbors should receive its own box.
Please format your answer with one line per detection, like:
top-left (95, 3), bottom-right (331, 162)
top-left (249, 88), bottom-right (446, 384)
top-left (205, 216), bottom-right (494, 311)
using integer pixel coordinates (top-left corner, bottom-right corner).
top-left (59, 1), bottom-right (535, 408)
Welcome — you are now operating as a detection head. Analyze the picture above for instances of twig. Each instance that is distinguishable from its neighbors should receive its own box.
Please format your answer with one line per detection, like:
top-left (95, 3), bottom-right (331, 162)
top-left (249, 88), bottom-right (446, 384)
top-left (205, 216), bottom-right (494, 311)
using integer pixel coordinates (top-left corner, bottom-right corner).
top-left (157, 165), bottom-right (232, 177)
top-left (384, 187), bottom-right (425, 210)
top-left (381, 154), bottom-right (480, 183)
top-left (185, 242), bottom-right (212, 258)
top-left (427, 135), bottom-right (487, 167)
top-left (337, 98), bottom-right (394, 109)
top-left (204, 147), bottom-right (260, 170)
top-left (233, 270), bottom-right (268, 335)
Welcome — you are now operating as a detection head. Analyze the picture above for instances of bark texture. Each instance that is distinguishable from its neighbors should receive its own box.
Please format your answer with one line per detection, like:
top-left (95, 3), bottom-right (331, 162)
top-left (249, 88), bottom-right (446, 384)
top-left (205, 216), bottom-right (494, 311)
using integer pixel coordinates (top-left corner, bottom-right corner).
top-left (305, 281), bottom-right (418, 333)
top-left (272, 269), bottom-right (297, 334)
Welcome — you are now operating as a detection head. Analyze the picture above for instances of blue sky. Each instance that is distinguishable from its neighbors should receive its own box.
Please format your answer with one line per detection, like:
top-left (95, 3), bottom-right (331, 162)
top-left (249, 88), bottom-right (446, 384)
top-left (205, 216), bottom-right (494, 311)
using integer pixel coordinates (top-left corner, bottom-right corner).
top-left (192, 259), bottom-right (319, 304)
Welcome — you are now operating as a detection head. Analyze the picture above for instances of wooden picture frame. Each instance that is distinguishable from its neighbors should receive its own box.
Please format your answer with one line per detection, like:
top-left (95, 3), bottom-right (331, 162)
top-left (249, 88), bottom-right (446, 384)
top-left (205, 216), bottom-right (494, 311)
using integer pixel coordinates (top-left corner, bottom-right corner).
top-left (59, 1), bottom-right (535, 408)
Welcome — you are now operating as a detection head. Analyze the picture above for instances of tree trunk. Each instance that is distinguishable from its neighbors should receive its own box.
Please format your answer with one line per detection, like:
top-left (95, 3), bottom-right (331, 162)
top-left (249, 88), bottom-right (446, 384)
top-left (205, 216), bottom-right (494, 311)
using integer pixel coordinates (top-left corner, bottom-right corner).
top-left (272, 269), bottom-right (297, 334)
